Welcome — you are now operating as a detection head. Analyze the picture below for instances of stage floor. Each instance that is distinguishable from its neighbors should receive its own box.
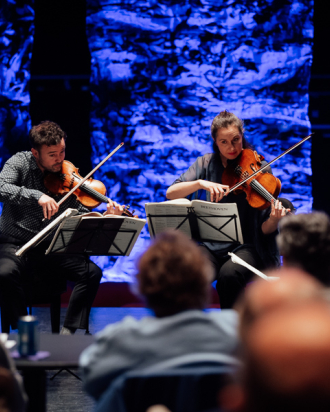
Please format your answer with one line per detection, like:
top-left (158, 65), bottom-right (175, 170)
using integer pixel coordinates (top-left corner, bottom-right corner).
top-left (39, 306), bottom-right (155, 334)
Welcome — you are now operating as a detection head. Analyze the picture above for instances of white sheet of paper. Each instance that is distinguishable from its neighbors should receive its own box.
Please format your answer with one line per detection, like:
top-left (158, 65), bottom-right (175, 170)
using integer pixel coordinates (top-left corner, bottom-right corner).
top-left (108, 217), bottom-right (146, 255)
top-left (145, 200), bottom-right (192, 237)
top-left (145, 199), bottom-right (243, 244)
top-left (191, 200), bottom-right (243, 244)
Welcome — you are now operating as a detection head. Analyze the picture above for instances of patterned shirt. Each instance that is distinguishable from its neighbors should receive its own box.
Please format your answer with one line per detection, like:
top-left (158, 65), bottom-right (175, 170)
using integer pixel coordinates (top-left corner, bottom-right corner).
top-left (0, 151), bottom-right (89, 243)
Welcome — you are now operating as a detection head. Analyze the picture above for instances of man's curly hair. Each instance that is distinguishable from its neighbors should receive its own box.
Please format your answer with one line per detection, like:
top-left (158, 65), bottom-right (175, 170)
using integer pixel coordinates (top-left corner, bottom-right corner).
top-left (29, 121), bottom-right (67, 150)
top-left (137, 230), bottom-right (214, 316)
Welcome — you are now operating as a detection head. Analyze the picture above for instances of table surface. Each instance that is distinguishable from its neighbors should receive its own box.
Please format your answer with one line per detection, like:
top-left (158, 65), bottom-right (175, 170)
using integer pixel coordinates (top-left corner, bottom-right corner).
top-left (10, 333), bottom-right (95, 370)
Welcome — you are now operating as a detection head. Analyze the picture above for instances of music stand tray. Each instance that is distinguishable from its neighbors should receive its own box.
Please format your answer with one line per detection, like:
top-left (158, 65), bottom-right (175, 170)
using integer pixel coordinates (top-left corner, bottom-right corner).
top-left (46, 215), bottom-right (146, 257)
top-left (145, 199), bottom-right (243, 245)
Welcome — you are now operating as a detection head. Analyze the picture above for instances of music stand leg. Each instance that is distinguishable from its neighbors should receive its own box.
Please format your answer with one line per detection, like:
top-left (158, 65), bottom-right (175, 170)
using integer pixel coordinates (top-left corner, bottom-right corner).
top-left (50, 368), bottom-right (82, 381)
top-left (84, 252), bottom-right (93, 335)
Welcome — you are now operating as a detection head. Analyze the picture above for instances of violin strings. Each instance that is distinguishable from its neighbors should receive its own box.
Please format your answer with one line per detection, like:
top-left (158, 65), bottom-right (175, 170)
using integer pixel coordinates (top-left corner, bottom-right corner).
top-left (77, 181), bottom-right (109, 203)
top-left (250, 180), bottom-right (275, 202)
top-left (236, 169), bottom-right (287, 210)
top-left (250, 180), bottom-right (288, 212)
top-left (236, 169), bottom-right (276, 203)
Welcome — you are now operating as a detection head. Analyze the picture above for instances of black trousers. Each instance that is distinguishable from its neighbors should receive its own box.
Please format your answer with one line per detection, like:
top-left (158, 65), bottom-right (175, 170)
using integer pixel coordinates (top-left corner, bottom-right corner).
top-left (0, 239), bottom-right (102, 330)
top-left (202, 244), bottom-right (263, 309)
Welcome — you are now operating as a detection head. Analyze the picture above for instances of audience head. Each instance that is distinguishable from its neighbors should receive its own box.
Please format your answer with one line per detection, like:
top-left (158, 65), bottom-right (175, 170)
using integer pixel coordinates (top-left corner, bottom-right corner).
top-left (146, 406), bottom-right (171, 412)
top-left (277, 212), bottom-right (330, 285)
top-left (221, 270), bottom-right (330, 412)
top-left (137, 230), bottom-right (214, 317)
top-left (240, 300), bottom-right (330, 412)
top-left (237, 268), bottom-right (324, 339)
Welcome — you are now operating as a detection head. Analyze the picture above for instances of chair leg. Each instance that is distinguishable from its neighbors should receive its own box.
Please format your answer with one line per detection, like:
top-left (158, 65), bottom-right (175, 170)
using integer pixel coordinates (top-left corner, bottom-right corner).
top-left (27, 279), bottom-right (33, 315)
top-left (50, 294), bottom-right (61, 334)
top-left (85, 316), bottom-right (91, 335)
top-left (0, 308), bottom-right (11, 334)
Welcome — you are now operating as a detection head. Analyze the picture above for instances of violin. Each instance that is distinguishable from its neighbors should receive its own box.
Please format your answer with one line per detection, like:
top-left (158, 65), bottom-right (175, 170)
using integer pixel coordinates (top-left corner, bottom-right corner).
top-left (221, 134), bottom-right (312, 211)
top-left (222, 149), bottom-right (281, 210)
top-left (44, 159), bottom-right (137, 218)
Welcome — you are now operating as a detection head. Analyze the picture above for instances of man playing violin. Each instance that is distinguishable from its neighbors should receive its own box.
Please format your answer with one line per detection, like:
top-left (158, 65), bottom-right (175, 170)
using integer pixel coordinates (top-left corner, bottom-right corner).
top-left (166, 110), bottom-right (289, 308)
top-left (0, 120), bottom-right (124, 334)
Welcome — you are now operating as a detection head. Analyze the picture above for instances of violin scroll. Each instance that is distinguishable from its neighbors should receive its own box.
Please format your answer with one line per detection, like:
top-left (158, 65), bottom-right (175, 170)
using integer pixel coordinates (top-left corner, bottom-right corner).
top-left (123, 205), bottom-right (138, 218)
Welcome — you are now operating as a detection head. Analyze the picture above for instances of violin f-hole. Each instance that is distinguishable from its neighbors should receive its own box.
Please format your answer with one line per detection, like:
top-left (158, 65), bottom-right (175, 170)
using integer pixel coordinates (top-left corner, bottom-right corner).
top-left (250, 164), bottom-right (257, 173)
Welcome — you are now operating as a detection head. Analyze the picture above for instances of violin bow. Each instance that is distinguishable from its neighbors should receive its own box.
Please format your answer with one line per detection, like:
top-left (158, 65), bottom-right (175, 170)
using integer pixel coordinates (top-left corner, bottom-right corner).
top-left (55, 142), bottom-right (124, 208)
top-left (228, 133), bottom-right (313, 193)
top-left (228, 252), bottom-right (279, 282)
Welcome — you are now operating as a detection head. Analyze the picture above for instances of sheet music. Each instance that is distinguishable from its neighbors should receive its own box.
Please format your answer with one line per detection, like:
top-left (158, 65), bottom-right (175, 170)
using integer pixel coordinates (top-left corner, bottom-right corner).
top-left (145, 200), bottom-right (192, 237)
top-left (46, 214), bottom-right (146, 256)
top-left (145, 199), bottom-right (243, 243)
top-left (191, 200), bottom-right (243, 244)
top-left (15, 208), bottom-right (79, 257)
top-left (46, 214), bottom-right (82, 254)
top-left (108, 216), bottom-right (146, 255)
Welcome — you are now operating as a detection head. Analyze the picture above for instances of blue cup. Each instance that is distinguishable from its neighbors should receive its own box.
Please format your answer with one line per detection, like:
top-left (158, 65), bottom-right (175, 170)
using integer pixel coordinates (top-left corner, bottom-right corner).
top-left (18, 315), bottom-right (39, 357)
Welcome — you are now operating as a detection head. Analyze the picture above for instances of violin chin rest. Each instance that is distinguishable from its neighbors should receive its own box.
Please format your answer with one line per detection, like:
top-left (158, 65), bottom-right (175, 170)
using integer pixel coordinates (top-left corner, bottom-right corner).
top-left (277, 197), bottom-right (296, 214)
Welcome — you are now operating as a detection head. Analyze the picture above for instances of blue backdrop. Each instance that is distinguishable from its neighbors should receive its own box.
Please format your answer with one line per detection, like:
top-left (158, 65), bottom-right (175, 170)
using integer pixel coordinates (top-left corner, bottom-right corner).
top-left (0, 1), bottom-right (313, 282)
top-left (86, 0), bottom-right (313, 282)
top-left (0, 2), bottom-right (33, 170)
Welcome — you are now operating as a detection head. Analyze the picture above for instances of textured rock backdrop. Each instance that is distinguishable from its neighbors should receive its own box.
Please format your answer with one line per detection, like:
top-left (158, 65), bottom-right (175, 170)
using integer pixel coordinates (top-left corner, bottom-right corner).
top-left (86, 0), bottom-right (313, 281)
top-left (0, 1), bottom-right (313, 282)
top-left (0, 2), bottom-right (33, 167)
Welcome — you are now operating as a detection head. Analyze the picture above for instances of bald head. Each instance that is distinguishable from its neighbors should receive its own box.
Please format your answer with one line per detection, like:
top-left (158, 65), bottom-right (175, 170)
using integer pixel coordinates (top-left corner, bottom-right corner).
top-left (238, 268), bottom-right (323, 338)
top-left (243, 301), bottom-right (330, 412)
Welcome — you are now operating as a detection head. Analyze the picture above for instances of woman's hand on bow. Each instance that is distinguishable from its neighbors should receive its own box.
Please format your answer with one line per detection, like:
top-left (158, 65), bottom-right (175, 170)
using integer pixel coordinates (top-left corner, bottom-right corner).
top-left (199, 180), bottom-right (230, 203)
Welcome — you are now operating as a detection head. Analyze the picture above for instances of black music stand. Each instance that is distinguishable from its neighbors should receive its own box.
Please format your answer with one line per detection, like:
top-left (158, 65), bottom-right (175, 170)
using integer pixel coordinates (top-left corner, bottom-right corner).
top-left (47, 216), bottom-right (140, 335)
top-left (147, 206), bottom-right (243, 245)
top-left (46, 217), bottom-right (139, 256)
top-left (47, 216), bottom-right (141, 381)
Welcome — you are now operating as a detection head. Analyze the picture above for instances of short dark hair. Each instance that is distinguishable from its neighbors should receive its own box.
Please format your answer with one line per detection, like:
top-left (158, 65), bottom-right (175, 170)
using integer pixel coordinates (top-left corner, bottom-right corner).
top-left (277, 212), bottom-right (330, 285)
top-left (137, 230), bottom-right (213, 316)
top-left (29, 121), bottom-right (67, 150)
top-left (211, 110), bottom-right (251, 154)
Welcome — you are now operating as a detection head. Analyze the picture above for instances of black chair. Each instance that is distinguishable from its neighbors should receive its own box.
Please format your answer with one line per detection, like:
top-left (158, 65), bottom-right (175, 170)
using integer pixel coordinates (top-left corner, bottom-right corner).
top-left (95, 355), bottom-right (238, 412)
top-left (0, 272), bottom-right (66, 334)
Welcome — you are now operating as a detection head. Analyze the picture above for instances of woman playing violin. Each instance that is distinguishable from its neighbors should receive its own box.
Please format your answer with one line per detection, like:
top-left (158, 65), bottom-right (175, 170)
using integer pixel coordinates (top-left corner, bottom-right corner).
top-left (0, 120), bottom-right (124, 334)
top-left (166, 110), bottom-right (289, 308)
